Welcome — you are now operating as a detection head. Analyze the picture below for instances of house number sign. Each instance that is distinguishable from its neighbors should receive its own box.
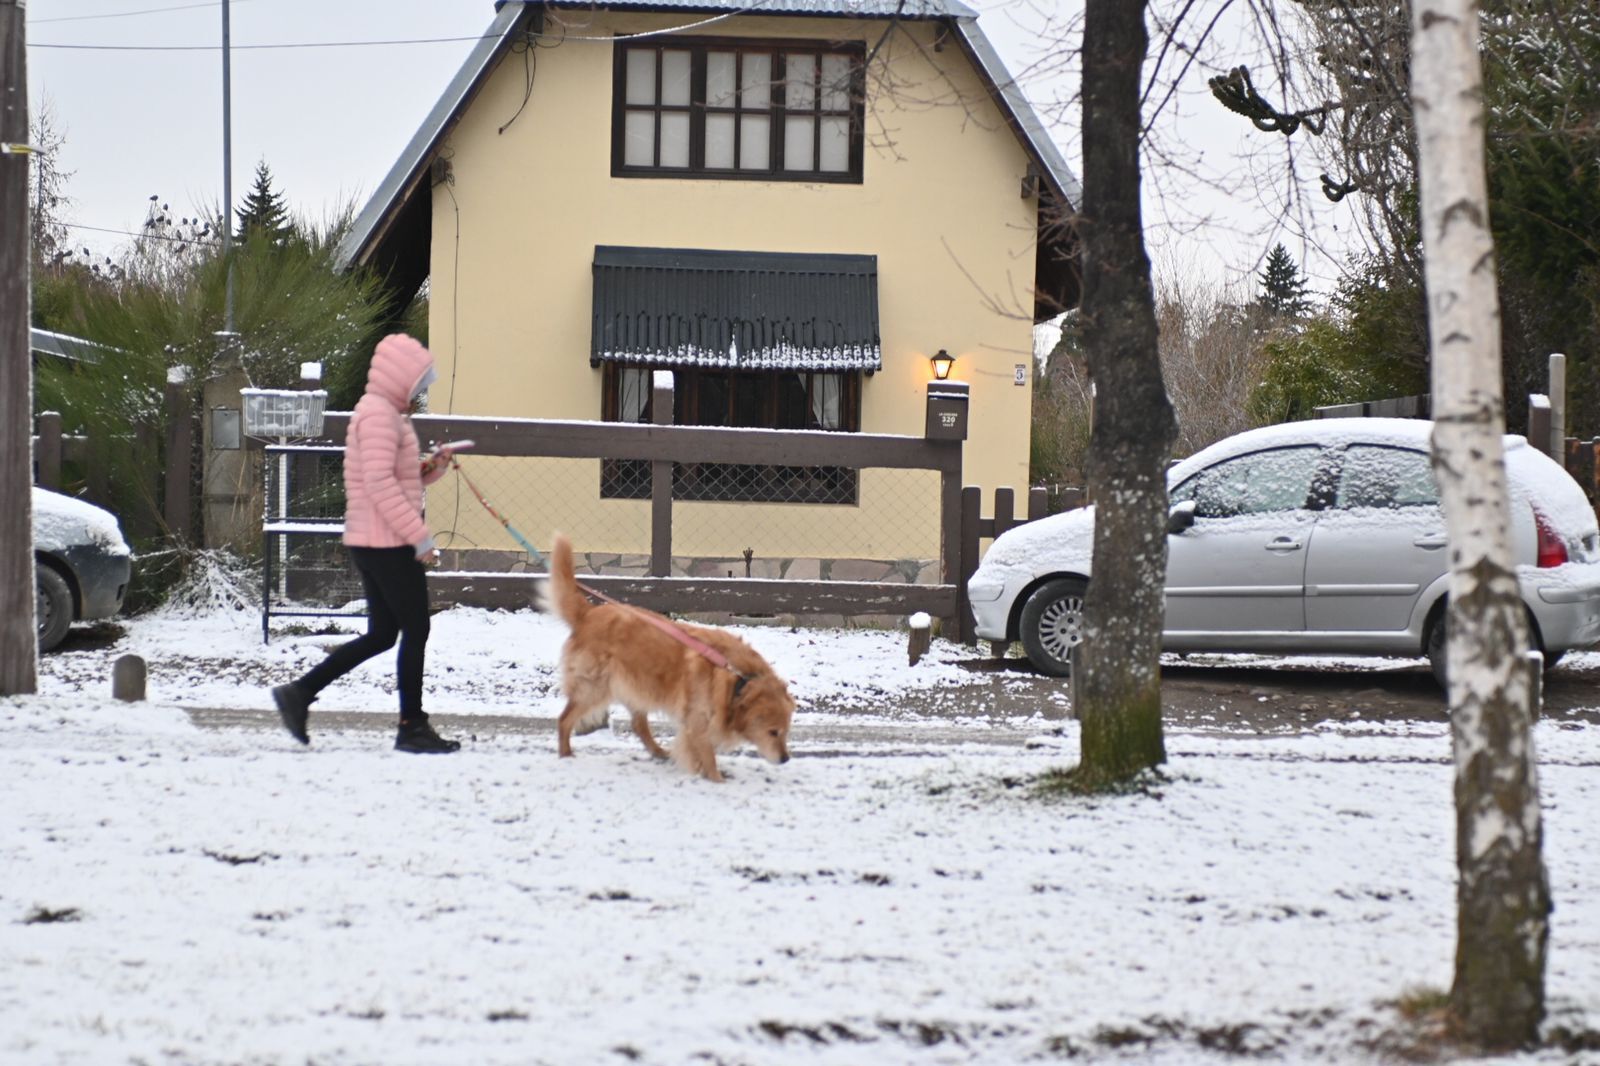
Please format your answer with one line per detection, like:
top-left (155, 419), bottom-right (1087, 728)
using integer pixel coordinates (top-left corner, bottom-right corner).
top-left (1014, 364), bottom-right (1027, 385)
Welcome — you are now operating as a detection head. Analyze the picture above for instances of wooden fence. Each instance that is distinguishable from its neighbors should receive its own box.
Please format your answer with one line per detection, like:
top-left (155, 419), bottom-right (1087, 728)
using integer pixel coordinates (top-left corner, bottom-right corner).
top-left (302, 376), bottom-right (989, 636)
top-left (31, 378), bottom-right (195, 543)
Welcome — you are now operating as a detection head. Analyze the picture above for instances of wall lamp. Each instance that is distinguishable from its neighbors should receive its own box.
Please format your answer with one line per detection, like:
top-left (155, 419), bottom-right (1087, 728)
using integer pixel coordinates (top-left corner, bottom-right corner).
top-left (930, 349), bottom-right (955, 380)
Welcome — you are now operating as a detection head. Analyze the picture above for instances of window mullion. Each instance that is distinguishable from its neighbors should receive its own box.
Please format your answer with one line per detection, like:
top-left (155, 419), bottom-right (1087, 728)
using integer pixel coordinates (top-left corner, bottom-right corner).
top-left (812, 54), bottom-right (823, 176)
top-left (731, 51), bottom-right (743, 170)
top-left (691, 47), bottom-right (705, 170)
top-left (652, 46), bottom-right (663, 167)
top-left (768, 50), bottom-right (780, 173)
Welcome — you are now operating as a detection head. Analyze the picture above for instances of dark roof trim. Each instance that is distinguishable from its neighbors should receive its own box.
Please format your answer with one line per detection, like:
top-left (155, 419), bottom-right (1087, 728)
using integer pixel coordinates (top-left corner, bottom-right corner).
top-left (335, 1), bottom-right (533, 273)
top-left (534, 0), bottom-right (978, 16)
top-left (340, 0), bottom-right (1080, 320)
top-left (949, 16), bottom-right (1079, 211)
top-left (592, 245), bottom-right (881, 371)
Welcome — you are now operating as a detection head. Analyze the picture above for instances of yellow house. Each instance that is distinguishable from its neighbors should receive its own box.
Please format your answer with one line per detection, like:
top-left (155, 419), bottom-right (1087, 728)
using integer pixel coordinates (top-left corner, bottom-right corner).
top-left (338, 0), bottom-right (1077, 578)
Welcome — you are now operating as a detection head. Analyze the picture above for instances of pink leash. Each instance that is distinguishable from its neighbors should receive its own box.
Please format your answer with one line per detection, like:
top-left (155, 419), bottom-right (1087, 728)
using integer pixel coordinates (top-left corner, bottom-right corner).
top-left (573, 578), bottom-right (751, 693)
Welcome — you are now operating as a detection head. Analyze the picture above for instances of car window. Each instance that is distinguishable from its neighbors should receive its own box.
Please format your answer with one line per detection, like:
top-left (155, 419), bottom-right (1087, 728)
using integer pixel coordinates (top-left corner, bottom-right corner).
top-left (1335, 445), bottom-right (1438, 509)
top-left (1170, 446), bottom-right (1322, 518)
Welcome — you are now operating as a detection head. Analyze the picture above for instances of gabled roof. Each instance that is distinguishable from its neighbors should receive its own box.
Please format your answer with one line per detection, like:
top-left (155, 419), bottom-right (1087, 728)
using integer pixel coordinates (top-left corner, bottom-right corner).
top-left (337, 0), bottom-right (1079, 318)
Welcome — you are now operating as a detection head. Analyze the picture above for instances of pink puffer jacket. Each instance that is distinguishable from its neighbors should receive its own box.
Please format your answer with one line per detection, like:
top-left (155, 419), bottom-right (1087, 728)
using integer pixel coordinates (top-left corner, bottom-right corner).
top-left (342, 334), bottom-right (446, 552)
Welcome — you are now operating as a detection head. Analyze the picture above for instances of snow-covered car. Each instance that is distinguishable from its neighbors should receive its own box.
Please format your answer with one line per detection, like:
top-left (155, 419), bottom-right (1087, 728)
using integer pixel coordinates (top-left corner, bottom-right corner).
top-left (33, 488), bottom-right (133, 652)
top-left (969, 419), bottom-right (1600, 684)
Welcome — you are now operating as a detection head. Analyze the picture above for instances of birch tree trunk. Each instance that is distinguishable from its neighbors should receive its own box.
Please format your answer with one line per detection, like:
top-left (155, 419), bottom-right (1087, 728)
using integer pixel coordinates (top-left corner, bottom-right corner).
top-left (1410, 0), bottom-right (1550, 1047)
top-left (1074, 0), bottom-right (1177, 787)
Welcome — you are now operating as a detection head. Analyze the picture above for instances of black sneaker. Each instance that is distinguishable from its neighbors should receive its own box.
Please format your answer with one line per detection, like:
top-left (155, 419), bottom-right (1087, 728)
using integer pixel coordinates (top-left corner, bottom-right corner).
top-left (395, 719), bottom-right (461, 754)
top-left (272, 683), bottom-right (311, 745)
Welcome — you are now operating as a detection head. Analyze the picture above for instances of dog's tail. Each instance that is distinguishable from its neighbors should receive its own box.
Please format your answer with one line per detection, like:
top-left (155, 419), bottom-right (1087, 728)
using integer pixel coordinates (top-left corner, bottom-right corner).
top-left (536, 532), bottom-right (590, 629)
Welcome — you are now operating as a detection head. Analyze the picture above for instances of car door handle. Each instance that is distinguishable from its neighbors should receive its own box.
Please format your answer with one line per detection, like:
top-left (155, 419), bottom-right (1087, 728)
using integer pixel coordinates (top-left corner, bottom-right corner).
top-left (1264, 537), bottom-right (1303, 552)
top-left (1413, 534), bottom-right (1448, 549)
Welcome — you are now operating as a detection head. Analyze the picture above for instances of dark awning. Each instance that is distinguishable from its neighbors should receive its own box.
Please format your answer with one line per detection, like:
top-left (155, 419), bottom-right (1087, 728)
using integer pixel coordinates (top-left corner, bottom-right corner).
top-left (591, 246), bottom-right (881, 372)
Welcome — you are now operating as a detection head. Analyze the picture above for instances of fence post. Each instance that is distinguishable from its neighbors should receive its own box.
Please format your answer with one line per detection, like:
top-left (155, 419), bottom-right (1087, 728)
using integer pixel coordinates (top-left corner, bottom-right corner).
top-left (163, 368), bottom-right (193, 543)
top-left (36, 411), bottom-right (62, 490)
top-left (1549, 353), bottom-right (1566, 460)
top-left (1028, 486), bottom-right (1047, 521)
top-left (1528, 394), bottom-right (1551, 457)
top-left (650, 371), bottom-right (674, 578)
top-left (132, 418), bottom-right (163, 540)
top-left (959, 486), bottom-right (981, 644)
top-left (993, 487), bottom-right (1015, 540)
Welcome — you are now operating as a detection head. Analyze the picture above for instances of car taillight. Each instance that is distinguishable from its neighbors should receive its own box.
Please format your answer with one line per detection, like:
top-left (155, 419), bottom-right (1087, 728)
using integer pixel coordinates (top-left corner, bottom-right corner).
top-left (1535, 508), bottom-right (1568, 568)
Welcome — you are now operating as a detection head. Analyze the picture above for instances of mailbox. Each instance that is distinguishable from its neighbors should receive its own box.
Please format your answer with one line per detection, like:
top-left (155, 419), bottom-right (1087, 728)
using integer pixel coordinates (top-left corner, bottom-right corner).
top-left (925, 381), bottom-right (969, 441)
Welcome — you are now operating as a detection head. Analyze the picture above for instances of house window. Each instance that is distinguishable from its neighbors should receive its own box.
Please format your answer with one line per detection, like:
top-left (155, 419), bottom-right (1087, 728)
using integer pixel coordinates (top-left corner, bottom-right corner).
top-left (613, 38), bottom-right (865, 182)
top-left (601, 365), bottom-right (861, 504)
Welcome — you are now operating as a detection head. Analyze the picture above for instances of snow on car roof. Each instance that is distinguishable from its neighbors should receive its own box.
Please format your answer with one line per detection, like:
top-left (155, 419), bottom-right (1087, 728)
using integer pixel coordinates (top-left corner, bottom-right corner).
top-left (1168, 418), bottom-right (1596, 537)
top-left (1170, 417), bottom-right (1438, 483)
top-left (32, 488), bottom-right (131, 557)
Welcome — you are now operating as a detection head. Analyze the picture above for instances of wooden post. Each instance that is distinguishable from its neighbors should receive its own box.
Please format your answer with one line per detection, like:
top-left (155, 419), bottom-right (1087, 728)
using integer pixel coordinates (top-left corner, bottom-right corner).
top-left (1549, 353), bottom-right (1566, 461)
top-left (907, 611), bottom-right (931, 665)
top-left (35, 411), bottom-right (62, 490)
top-left (0, 0), bottom-right (38, 695)
top-left (1028, 486), bottom-right (1048, 521)
top-left (938, 447), bottom-right (963, 639)
top-left (992, 487), bottom-right (1015, 539)
top-left (133, 418), bottom-right (159, 539)
top-left (649, 371), bottom-right (673, 578)
top-left (163, 368), bottom-right (193, 542)
top-left (1528, 394), bottom-right (1551, 457)
top-left (959, 486), bottom-right (982, 644)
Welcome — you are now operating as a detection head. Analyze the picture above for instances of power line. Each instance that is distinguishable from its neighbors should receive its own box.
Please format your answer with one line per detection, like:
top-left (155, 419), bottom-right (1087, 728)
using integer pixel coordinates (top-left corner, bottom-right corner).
top-left (31, 0), bottom-right (782, 51)
top-left (61, 220), bottom-right (216, 246)
top-left (30, 1), bottom-right (249, 25)
top-left (30, 33), bottom-right (494, 52)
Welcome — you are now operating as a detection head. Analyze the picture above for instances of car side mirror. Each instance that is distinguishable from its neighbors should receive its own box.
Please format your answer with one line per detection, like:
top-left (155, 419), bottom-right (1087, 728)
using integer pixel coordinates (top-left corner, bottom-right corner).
top-left (1167, 499), bottom-right (1196, 534)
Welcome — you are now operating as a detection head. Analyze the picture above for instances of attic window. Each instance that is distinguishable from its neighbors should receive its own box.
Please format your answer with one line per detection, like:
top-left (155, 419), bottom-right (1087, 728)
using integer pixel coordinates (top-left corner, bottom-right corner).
top-left (612, 38), bottom-right (865, 183)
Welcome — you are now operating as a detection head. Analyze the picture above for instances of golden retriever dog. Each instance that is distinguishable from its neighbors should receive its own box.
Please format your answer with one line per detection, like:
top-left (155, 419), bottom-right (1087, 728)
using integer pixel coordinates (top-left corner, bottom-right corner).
top-left (541, 533), bottom-right (794, 782)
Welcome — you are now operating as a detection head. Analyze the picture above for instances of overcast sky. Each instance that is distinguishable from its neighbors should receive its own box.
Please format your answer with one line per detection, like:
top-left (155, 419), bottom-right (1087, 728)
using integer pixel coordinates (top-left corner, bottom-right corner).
top-left (24, 0), bottom-right (1356, 295)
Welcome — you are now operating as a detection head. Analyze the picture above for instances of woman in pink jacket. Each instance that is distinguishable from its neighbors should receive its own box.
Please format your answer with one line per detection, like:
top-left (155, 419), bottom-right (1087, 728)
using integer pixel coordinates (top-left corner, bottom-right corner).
top-left (272, 334), bottom-right (464, 754)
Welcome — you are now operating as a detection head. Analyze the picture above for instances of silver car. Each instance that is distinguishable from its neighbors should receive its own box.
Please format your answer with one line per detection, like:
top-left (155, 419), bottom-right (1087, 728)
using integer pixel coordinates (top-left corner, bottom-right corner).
top-left (969, 419), bottom-right (1600, 683)
top-left (33, 488), bottom-right (133, 652)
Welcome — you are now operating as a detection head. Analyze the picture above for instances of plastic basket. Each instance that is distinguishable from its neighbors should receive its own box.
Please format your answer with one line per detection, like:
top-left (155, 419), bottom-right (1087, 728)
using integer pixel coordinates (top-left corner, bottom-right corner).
top-left (242, 388), bottom-right (328, 438)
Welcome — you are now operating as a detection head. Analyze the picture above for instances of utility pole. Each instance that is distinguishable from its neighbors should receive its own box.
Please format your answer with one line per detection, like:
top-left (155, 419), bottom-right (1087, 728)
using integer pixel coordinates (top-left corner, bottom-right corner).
top-left (1, 0), bottom-right (40, 695)
top-left (221, 0), bottom-right (235, 333)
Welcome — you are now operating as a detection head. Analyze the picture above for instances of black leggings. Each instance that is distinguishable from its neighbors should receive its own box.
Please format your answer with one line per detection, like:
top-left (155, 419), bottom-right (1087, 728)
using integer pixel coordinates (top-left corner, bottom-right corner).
top-left (298, 546), bottom-right (431, 721)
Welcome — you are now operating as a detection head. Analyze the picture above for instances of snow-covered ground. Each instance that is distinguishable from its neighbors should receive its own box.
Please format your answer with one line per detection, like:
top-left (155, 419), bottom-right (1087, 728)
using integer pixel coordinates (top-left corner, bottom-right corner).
top-left (3, 604), bottom-right (1598, 1064)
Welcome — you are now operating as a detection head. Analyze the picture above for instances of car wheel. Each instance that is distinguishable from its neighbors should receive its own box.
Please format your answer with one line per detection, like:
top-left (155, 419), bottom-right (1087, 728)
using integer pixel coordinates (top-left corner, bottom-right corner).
top-left (36, 563), bottom-right (74, 653)
top-left (1427, 607), bottom-right (1557, 689)
top-left (1426, 611), bottom-right (1449, 689)
top-left (1019, 577), bottom-right (1088, 678)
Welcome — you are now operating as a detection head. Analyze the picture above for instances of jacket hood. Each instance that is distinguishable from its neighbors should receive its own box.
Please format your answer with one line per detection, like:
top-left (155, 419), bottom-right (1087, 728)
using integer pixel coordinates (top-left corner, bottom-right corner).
top-left (365, 334), bottom-right (436, 409)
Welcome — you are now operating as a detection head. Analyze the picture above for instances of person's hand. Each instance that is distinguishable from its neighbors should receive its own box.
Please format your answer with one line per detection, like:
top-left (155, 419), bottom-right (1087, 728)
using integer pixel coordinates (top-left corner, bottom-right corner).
top-left (417, 547), bottom-right (442, 566)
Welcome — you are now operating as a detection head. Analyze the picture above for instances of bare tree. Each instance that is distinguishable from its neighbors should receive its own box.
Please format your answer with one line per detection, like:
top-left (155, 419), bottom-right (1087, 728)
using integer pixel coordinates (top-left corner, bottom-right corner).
top-left (28, 100), bottom-right (72, 271)
top-left (1410, 0), bottom-right (1549, 1047)
top-left (1072, 0), bottom-right (1178, 787)
top-left (1155, 275), bottom-right (1272, 454)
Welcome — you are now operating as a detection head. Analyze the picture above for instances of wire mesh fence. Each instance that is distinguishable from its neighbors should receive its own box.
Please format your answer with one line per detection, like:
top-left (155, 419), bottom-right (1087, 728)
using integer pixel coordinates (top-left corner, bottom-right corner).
top-left (262, 446), bottom-right (363, 629)
top-left (261, 412), bottom-right (967, 636)
top-left (428, 457), bottom-right (942, 582)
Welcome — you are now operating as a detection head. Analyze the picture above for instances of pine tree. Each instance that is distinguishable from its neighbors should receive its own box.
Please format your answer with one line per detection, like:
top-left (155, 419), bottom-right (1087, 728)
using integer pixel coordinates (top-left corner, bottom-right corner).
top-left (234, 160), bottom-right (293, 244)
top-left (1259, 243), bottom-right (1310, 318)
